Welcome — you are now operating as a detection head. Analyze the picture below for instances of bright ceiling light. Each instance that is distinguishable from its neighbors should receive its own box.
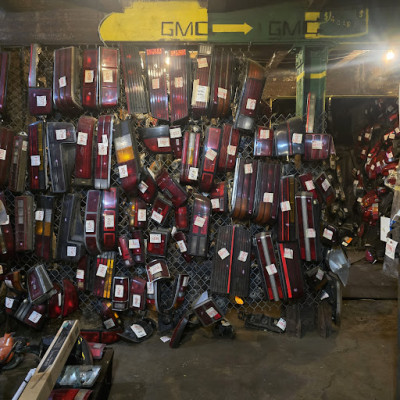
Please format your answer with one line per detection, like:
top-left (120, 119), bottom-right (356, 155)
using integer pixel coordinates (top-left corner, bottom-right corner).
top-left (385, 50), bottom-right (395, 61)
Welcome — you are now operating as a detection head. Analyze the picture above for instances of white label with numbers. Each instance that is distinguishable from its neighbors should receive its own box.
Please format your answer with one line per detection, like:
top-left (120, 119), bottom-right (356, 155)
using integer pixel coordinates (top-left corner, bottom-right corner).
top-left (174, 76), bottom-right (183, 88)
top-left (266, 264), bottom-right (277, 275)
top-left (139, 181), bottom-right (148, 193)
top-left (76, 269), bottom-right (84, 279)
top-left (22, 141), bottom-right (28, 151)
top-left (312, 140), bottom-right (323, 150)
top-left (0, 265), bottom-right (2, 274)
top-left (103, 69), bottom-right (113, 83)
top-left (150, 234), bottom-right (161, 243)
top-left (132, 294), bottom-right (141, 308)
top-left (197, 57), bottom-right (208, 68)
top-left (5, 297), bottom-right (13, 308)
top-left (260, 129), bottom-right (270, 139)
top-left (227, 145), bottom-right (236, 156)
top-left (104, 215), bottom-right (114, 228)
top-left (323, 228), bottom-right (333, 240)
top-left (188, 167), bottom-right (198, 180)
top-left (129, 239), bottom-right (140, 249)
top-left (281, 201), bottom-right (291, 212)
top-left (217, 87), bottom-right (227, 99)
top-left (169, 127), bottom-right (182, 138)
top-left (67, 246), bottom-right (76, 257)
top-left (0, 149), bottom-right (6, 161)
top-left (385, 238), bottom-right (398, 259)
top-left (218, 247), bottom-right (230, 260)
top-left (151, 211), bottom-right (163, 224)
top-left (306, 228), bottom-right (316, 238)
top-left (211, 198), bottom-right (220, 209)
top-left (195, 85), bottom-right (209, 103)
top-left (35, 210), bottom-right (44, 221)
top-left (206, 148), bottom-right (217, 161)
top-left (147, 281), bottom-right (154, 294)
top-left (77, 132), bottom-right (88, 146)
top-left (292, 133), bottom-right (303, 144)
top-left (177, 240), bottom-right (187, 253)
top-left (28, 311), bottom-right (42, 324)
top-left (238, 251), bottom-right (248, 262)
top-left (263, 193), bottom-right (274, 203)
top-left (316, 269), bottom-right (324, 280)
top-left (103, 318), bottom-right (115, 329)
top-left (31, 155), bottom-right (41, 166)
top-left (97, 264), bottom-right (108, 278)
top-left (84, 69), bottom-right (94, 83)
top-left (389, 132), bottom-right (396, 139)
top-left (131, 324), bottom-right (146, 338)
top-left (59, 76), bottom-right (67, 88)
top-left (305, 180), bottom-right (315, 191)
top-left (36, 95), bottom-right (47, 107)
top-left (118, 165), bottom-right (128, 178)
top-left (150, 262), bottom-right (163, 275)
top-left (246, 98), bottom-right (256, 110)
top-left (194, 216), bottom-right (205, 227)
top-left (206, 307), bottom-right (218, 318)
top-left (138, 209), bottom-right (146, 222)
top-left (115, 284), bottom-right (124, 298)
top-left (276, 318), bottom-right (286, 331)
top-left (157, 137), bottom-right (170, 148)
top-left (56, 129), bottom-right (67, 140)
top-left (98, 143), bottom-right (108, 156)
top-left (244, 164), bottom-right (253, 174)
top-left (321, 179), bottom-right (330, 192)
top-left (86, 220), bottom-right (95, 233)
top-left (284, 248), bottom-right (293, 259)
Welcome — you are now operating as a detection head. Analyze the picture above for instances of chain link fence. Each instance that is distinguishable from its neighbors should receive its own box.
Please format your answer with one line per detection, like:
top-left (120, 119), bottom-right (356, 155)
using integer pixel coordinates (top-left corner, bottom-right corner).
top-left (1, 45), bottom-right (329, 321)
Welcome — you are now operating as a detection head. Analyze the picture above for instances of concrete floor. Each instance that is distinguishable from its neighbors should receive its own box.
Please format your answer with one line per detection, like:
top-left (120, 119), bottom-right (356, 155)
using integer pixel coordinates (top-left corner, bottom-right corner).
top-left (0, 299), bottom-right (396, 400)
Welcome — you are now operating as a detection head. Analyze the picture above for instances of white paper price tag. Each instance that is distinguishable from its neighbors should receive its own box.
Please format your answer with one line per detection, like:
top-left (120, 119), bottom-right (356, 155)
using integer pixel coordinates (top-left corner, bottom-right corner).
top-left (195, 85), bottom-right (209, 103)
top-left (36, 95), bottom-right (47, 107)
top-left (118, 165), bottom-right (128, 178)
top-left (132, 294), bottom-right (141, 308)
top-left (56, 129), bottom-right (67, 140)
top-left (157, 137), bottom-right (170, 148)
top-left (292, 133), bottom-right (303, 144)
top-left (0, 149), bottom-right (6, 161)
top-left (182, 276), bottom-right (189, 286)
top-left (98, 143), bottom-right (108, 155)
top-left (188, 167), bottom-right (199, 180)
top-left (194, 216), bottom-right (205, 227)
top-left (150, 262), bottom-right (163, 275)
top-left (104, 215), bottom-right (114, 228)
top-left (244, 163), bottom-right (253, 174)
top-left (206, 307), bottom-right (218, 318)
top-left (280, 201), bottom-right (291, 212)
top-left (150, 233), bottom-right (161, 243)
top-left (323, 228), bottom-right (333, 240)
top-left (67, 246), bottom-right (76, 257)
top-left (5, 297), bottom-right (13, 308)
top-left (104, 318), bottom-right (115, 329)
top-left (30, 155), bottom-right (41, 166)
top-left (312, 140), bottom-right (323, 150)
top-left (197, 57), bottom-right (208, 68)
top-left (364, 132), bottom-right (371, 139)
top-left (380, 216), bottom-right (391, 242)
top-left (84, 69), bottom-right (94, 83)
top-left (211, 198), bottom-right (220, 209)
top-left (174, 76), bottom-right (183, 88)
top-left (131, 324), bottom-right (146, 338)
top-left (385, 238), bottom-right (398, 259)
top-left (151, 211), bottom-right (163, 224)
top-left (139, 181), bottom-right (148, 193)
top-left (321, 179), bottom-right (330, 192)
top-left (115, 284), bottom-right (124, 298)
top-left (28, 311), bottom-right (42, 324)
top-left (389, 133), bottom-right (396, 140)
top-left (217, 87), bottom-right (227, 99)
top-left (263, 192), bottom-right (274, 203)
top-left (260, 129), bottom-right (270, 139)
top-left (361, 149), bottom-right (366, 155)
top-left (0, 265), bottom-right (2, 274)
top-left (370, 164), bottom-right (375, 171)
top-left (316, 269), bottom-right (325, 280)
top-left (266, 264), bottom-right (277, 275)
top-left (227, 145), bottom-right (237, 156)
top-left (218, 247), bottom-right (230, 260)
top-left (246, 98), bottom-right (256, 110)
top-left (77, 132), bottom-right (88, 146)
top-left (102, 69), bottom-right (113, 83)
top-left (306, 228), bottom-right (316, 238)
top-left (205, 148), bottom-right (217, 161)
top-left (138, 209), bottom-right (146, 222)
top-left (147, 281), bottom-right (154, 294)
top-left (76, 269), bottom-right (85, 279)
top-left (35, 210), bottom-right (44, 221)
top-left (97, 264), bottom-right (108, 277)
top-left (129, 239), bottom-right (140, 249)
top-left (177, 240), bottom-right (187, 253)
top-left (238, 251), bottom-right (248, 262)
top-left (85, 220), bottom-right (95, 233)
top-left (160, 336), bottom-right (171, 343)
top-left (387, 152), bottom-right (394, 159)
top-left (59, 76), bottom-right (67, 88)
top-left (284, 248), bottom-right (293, 259)
top-left (305, 180), bottom-right (315, 191)
top-left (169, 127), bottom-right (182, 138)
top-left (102, 134), bottom-right (108, 145)
top-left (276, 318), bottom-right (286, 331)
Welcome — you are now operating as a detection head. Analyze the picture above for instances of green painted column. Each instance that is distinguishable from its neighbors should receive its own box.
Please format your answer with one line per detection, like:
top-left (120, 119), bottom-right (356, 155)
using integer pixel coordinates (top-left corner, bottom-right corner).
top-left (295, 46), bottom-right (328, 132)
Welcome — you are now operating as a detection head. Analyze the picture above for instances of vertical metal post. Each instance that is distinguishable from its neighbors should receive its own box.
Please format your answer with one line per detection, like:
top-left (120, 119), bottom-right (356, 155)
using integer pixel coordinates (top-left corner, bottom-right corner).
top-left (295, 46), bottom-right (328, 132)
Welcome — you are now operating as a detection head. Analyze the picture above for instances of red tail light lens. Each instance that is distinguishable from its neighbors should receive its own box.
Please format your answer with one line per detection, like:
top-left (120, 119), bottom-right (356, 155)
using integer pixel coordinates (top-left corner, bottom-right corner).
top-left (46, 122), bottom-right (76, 193)
top-left (147, 228), bottom-right (170, 258)
top-left (49, 389), bottom-right (92, 400)
top-left (0, 126), bottom-right (14, 186)
top-left (254, 126), bottom-right (274, 157)
top-left (172, 230), bottom-right (192, 262)
top-left (53, 46), bottom-right (82, 114)
top-left (188, 194), bottom-right (211, 257)
top-left (27, 264), bottom-right (55, 304)
top-left (304, 134), bottom-right (331, 160)
top-left (99, 47), bottom-right (119, 108)
top-left (74, 116), bottom-right (96, 187)
top-left (28, 121), bottom-right (47, 191)
top-left (15, 194), bottom-right (34, 251)
top-left (99, 299), bottom-right (122, 329)
top-left (128, 197), bottom-right (147, 230)
top-left (62, 279), bottom-right (79, 317)
top-left (8, 133), bottom-right (28, 193)
top-left (278, 175), bottom-right (297, 242)
top-left (175, 205), bottom-right (189, 231)
top-left (209, 47), bottom-right (233, 118)
top-left (35, 195), bottom-right (55, 261)
top-left (15, 300), bottom-right (47, 330)
top-left (138, 168), bottom-right (158, 204)
top-left (151, 194), bottom-right (173, 226)
top-left (4, 270), bottom-right (26, 293)
top-left (140, 125), bottom-right (172, 154)
top-left (254, 232), bottom-right (284, 301)
top-left (80, 329), bottom-right (121, 344)
top-left (170, 49), bottom-right (189, 123)
top-left (130, 230), bottom-right (146, 264)
top-left (146, 259), bottom-right (170, 282)
top-left (84, 190), bottom-right (102, 255)
top-left (120, 44), bottom-right (149, 115)
top-left (156, 168), bottom-right (188, 208)
top-left (118, 236), bottom-right (134, 267)
top-left (95, 115), bottom-right (114, 190)
top-left (101, 188), bottom-right (119, 251)
top-left (180, 130), bottom-right (201, 184)
top-left (146, 48), bottom-right (168, 121)
top-left (112, 276), bottom-right (129, 311)
top-left (198, 126), bottom-right (222, 192)
top-left (218, 124), bottom-right (239, 173)
top-left (169, 126), bottom-right (183, 158)
top-left (129, 277), bottom-right (146, 311)
top-left (314, 172), bottom-right (335, 206)
top-left (191, 45), bottom-right (212, 119)
top-left (76, 255), bottom-right (90, 292)
top-left (0, 52), bottom-right (9, 114)
top-left (210, 182), bottom-right (228, 213)
top-left (0, 192), bottom-right (14, 260)
top-left (82, 48), bottom-right (98, 109)
top-left (114, 119), bottom-right (141, 198)
top-left (193, 295), bottom-right (223, 327)
top-left (93, 252), bottom-right (116, 299)
top-left (299, 173), bottom-right (319, 200)
top-left (48, 282), bottom-right (62, 318)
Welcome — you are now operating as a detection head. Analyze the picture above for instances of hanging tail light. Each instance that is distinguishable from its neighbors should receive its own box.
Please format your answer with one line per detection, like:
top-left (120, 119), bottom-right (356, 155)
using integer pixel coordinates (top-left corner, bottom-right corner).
top-left (156, 168), bottom-right (188, 208)
top-left (15, 194), bottom-right (34, 252)
top-left (34, 195), bottom-right (55, 261)
top-left (28, 121), bottom-right (47, 191)
top-left (188, 194), bottom-right (211, 257)
top-left (147, 228), bottom-right (170, 258)
top-left (82, 48), bottom-right (98, 109)
top-left (0, 192), bottom-right (14, 260)
top-left (218, 124), bottom-right (239, 173)
top-left (94, 252), bottom-right (116, 299)
top-left (254, 126), bottom-right (274, 157)
top-left (84, 190), bottom-right (102, 255)
top-left (112, 276), bottom-right (129, 311)
top-left (180, 129), bottom-right (201, 185)
top-left (98, 47), bottom-right (119, 108)
top-left (139, 125), bottom-right (172, 154)
top-left (100, 187), bottom-right (119, 251)
top-left (277, 175), bottom-right (297, 242)
top-left (27, 264), bottom-right (56, 304)
top-left (8, 132), bottom-right (28, 193)
top-left (127, 197), bottom-right (147, 230)
top-left (0, 126), bottom-right (14, 187)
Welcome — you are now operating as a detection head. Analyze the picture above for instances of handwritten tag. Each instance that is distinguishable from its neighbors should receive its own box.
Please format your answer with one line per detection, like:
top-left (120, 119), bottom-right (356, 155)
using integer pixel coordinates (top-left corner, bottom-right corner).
top-left (150, 233), bottom-right (161, 243)
top-left (276, 318), bottom-right (286, 331)
top-left (217, 87), bottom-right (227, 99)
top-left (260, 129), bottom-right (270, 139)
top-left (30, 155), bottom-right (41, 166)
top-left (206, 307), bottom-right (218, 318)
top-left (227, 145), bottom-right (237, 156)
top-left (84, 69), bottom-right (94, 83)
top-left (138, 209), bottom-right (146, 222)
top-left (77, 132), bottom-right (88, 146)
top-left (132, 294), bottom-right (141, 308)
top-left (218, 247), bottom-right (230, 260)
top-left (266, 264), bottom-right (277, 275)
top-left (305, 180), bottom-right (315, 191)
top-left (211, 198), bottom-right (220, 209)
top-left (98, 143), bottom-right (108, 156)
top-left (129, 239), bottom-right (140, 249)
top-left (35, 210), bottom-right (44, 221)
top-left (151, 211), bottom-right (163, 224)
top-left (59, 76), bottom-right (67, 88)
top-left (150, 262), bottom-right (163, 275)
top-left (5, 297), bottom-right (14, 308)
top-left (139, 181), bottom-right (148, 193)
top-left (284, 248), bottom-right (293, 259)
top-left (177, 240), bottom-right (187, 253)
top-left (115, 284), bottom-right (124, 298)
top-left (244, 163), bottom-right (253, 174)
top-left (157, 137), bottom-right (170, 148)
top-left (323, 228), bottom-right (333, 240)
top-left (174, 76), bottom-right (183, 88)
top-left (86, 220), bottom-right (95, 233)
top-left (206, 148), bottom-right (217, 161)
top-left (385, 238), bottom-right (398, 259)
top-left (67, 246), bottom-right (76, 257)
top-left (131, 324), bottom-right (146, 338)
top-left (152, 78), bottom-right (160, 90)
top-left (188, 167), bottom-right (198, 180)
top-left (194, 216), bottom-right (205, 227)
top-left (56, 129), bottom-right (67, 140)
top-left (103, 318), bottom-right (115, 329)
top-left (97, 264), bottom-right (108, 277)
top-left (238, 251), bottom-right (248, 262)
top-left (104, 215), bottom-right (114, 228)
top-left (118, 165), bottom-right (128, 178)
top-left (292, 133), bottom-right (303, 144)
top-left (306, 228), bottom-right (316, 238)
top-left (147, 281), bottom-right (154, 294)
top-left (102, 69), bottom-right (113, 83)
top-left (316, 269), bottom-right (325, 280)
top-left (312, 140), bottom-right (323, 150)
top-left (196, 85), bottom-right (209, 103)
top-left (281, 201), bottom-right (291, 212)
top-left (321, 179), bottom-right (330, 192)
top-left (246, 98), bottom-right (256, 110)
top-left (197, 57), bottom-right (208, 68)
top-left (169, 127), bottom-right (182, 138)
top-left (76, 269), bottom-right (84, 279)
top-left (263, 192), bottom-right (274, 203)
top-left (28, 311), bottom-right (42, 324)
top-left (36, 95), bottom-right (47, 107)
